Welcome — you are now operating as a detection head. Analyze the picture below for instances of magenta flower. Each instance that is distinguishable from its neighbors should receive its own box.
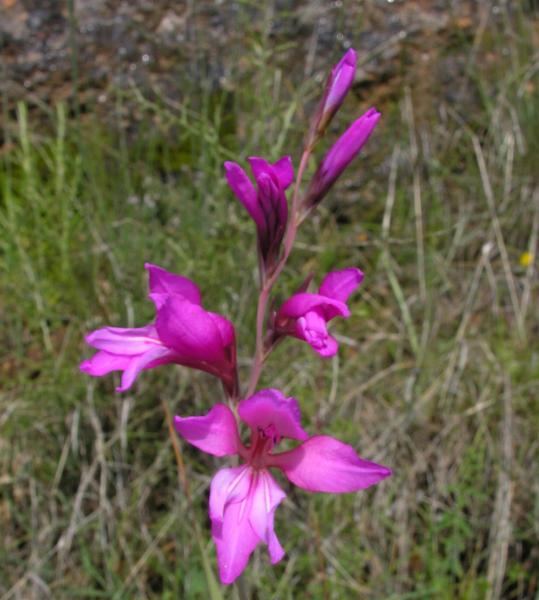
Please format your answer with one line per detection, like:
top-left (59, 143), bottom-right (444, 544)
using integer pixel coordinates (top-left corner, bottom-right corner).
top-left (224, 156), bottom-right (294, 272)
top-left (274, 267), bottom-right (363, 357)
top-left (313, 48), bottom-right (357, 136)
top-left (305, 108), bottom-right (381, 210)
top-left (80, 264), bottom-right (238, 396)
top-left (174, 388), bottom-right (390, 584)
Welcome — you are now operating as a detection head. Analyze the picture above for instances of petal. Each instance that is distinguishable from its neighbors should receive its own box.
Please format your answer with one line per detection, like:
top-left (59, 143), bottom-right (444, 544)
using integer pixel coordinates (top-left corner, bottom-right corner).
top-left (323, 108), bottom-right (381, 176)
top-left (85, 325), bottom-right (161, 355)
top-left (238, 389), bottom-right (308, 441)
top-left (271, 435), bottom-right (391, 493)
top-left (296, 311), bottom-right (339, 357)
top-left (212, 491), bottom-right (260, 585)
top-left (323, 49), bottom-right (357, 116)
top-left (174, 404), bottom-right (240, 457)
top-left (319, 267), bottom-right (364, 303)
top-left (209, 468), bottom-right (286, 583)
top-left (248, 470), bottom-right (286, 564)
top-left (207, 312), bottom-right (236, 348)
top-left (116, 345), bottom-right (174, 392)
top-left (320, 108), bottom-right (380, 181)
top-left (247, 156), bottom-right (274, 182)
top-left (278, 292), bottom-right (350, 321)
top-left (224, 161), bottom-right (265, 231)
top-left (257, 172), bottom-right (282, 232)
top-left (209, 466), bottom-right (252, 522)
top-left (144, 263), bottom-right (202, 308)
top-left (271, 155), bottom-right (294, 189)
top-left (79, 346), bottom-right (175, 391)
top-left (315, 332), bottom-right (338, 357)
top-left (306, 108), bottom-right (380, 208)
top-left (80, 351), bottom-right (131, 376)
top-left (247, 155), bottom-right (293, 190)
top-left (155, 296), bottom-right (229, 364)
top-left (210, 467), bottom-right (260, 585)
top-left (255, 173), bottom-right (288, 262)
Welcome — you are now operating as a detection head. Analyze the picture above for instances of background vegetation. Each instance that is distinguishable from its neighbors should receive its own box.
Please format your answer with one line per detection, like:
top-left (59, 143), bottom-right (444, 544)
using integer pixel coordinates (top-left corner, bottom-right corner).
top-left (1, 1), bottom-right (538, 598)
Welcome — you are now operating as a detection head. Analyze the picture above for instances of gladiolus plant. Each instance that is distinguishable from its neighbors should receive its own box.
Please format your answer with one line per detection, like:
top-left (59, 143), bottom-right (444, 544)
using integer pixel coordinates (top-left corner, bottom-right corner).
top-left (81, 48), bottom-right (390, 588)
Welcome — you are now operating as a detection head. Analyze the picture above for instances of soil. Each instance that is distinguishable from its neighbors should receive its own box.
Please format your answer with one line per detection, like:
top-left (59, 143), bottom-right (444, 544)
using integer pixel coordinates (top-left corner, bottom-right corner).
top-left (0, 0), bottom-right (536, 127)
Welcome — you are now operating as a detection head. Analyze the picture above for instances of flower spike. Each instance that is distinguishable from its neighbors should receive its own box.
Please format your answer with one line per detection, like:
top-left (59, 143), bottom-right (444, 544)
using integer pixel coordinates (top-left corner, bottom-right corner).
top-left (80, 48), bottom-right (390, 591)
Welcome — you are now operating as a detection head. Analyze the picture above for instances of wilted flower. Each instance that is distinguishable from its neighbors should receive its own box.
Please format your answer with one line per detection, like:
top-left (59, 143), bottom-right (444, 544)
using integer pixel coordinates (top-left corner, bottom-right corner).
top-left (224, 156), bottom-right (293, 274)
top-left (80, 264), bottom-right (238, 396)
top-left (304, 108), bottom-right (381, 212)
top-left (274, 267), bottom-right (364, 356)
top-left (174, 388), bottom-right (391, 584)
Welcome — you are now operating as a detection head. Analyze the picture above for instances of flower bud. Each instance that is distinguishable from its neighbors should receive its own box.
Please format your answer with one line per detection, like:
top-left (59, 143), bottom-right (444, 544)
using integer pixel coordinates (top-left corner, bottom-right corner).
top-left (310, 49), bottom-right (357, 141)
top-left (304, 108), bottom-right (381, 211)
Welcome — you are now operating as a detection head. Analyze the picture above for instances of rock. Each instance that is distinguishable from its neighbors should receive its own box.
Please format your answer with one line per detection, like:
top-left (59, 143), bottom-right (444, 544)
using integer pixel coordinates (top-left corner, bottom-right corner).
top-left (0, 0), bottom-right (508, 129)
top-left (0, 2), bottom-right (29, 44)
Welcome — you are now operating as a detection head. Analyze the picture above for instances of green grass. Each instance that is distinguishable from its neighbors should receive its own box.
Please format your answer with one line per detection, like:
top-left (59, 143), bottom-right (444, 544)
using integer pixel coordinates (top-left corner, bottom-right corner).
top-left (1, 6), bottom-right (538, 600)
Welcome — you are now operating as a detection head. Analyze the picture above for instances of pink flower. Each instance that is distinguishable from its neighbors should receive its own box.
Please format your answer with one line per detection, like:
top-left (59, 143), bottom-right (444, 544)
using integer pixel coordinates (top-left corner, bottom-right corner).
top-left (305, 108), bottom-right (381, 210)
top-left (80, 264), bottom-right (238, 396)
top-left (174, 389), bottom-right (390, 584)
top-left (274, 267), bottom-right (364, 357)
top-left (313, 48), bottom-right (357, 136)
top-left (224, 156), bottom-right (294, 272)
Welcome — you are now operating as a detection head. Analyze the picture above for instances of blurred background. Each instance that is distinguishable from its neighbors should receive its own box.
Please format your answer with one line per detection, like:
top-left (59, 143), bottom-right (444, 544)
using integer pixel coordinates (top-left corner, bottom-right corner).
top-left (1, 1), bottom-right (538, 598)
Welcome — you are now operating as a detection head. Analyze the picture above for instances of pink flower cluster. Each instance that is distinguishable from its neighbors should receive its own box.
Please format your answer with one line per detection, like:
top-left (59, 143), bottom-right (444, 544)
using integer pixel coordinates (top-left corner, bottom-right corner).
top-left (81, 49), bottom-right (390, 586)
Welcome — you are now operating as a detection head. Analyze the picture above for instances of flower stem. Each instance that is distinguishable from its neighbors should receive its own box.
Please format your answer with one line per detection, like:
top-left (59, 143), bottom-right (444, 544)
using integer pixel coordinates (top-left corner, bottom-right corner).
top-left (246, 283), bottom-right (270, 397)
